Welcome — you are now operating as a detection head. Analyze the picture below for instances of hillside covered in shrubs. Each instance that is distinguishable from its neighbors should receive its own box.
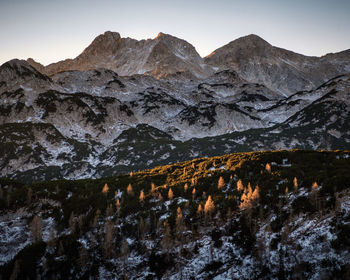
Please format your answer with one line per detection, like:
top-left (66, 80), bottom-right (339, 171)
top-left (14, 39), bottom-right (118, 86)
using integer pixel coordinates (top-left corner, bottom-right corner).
top-left (1, 150), bottom-right (350, 279)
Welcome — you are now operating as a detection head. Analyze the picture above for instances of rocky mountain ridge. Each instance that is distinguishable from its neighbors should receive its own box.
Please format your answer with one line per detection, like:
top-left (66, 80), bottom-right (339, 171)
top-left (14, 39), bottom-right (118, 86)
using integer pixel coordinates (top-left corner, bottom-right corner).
top-left (0, 58), bottom-right (349, 181)
top-left (27, 31), bottom-right (350, 95)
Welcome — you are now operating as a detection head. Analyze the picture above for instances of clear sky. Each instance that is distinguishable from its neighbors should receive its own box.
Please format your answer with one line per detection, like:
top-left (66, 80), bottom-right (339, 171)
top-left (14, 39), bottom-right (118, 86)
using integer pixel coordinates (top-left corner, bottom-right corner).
top-left (0, 0), bottom-right (349, 65)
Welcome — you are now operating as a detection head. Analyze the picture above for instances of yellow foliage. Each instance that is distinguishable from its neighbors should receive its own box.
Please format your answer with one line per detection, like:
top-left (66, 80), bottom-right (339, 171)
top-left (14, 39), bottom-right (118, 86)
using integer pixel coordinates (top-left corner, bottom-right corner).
top-left (237, 179), bottom-right (244, 191)
top-left (204, 195), bottom-right (215, 214)
top-left (197, 204), bottom-right (203, 214)
top-left (293, 177), bottom-right (298, 190)
top-left (115, 199), bottom-right (120, 208)
top-left (102, 184), bottom-right (109, 194)
top-left (139, 190), bottom-right (145, 202)
top-left (168, 188), bottom-right (174, 200)
top-left (218, 176), bottom-right (225, 189)
top-left (127, 184), bottom-right (133, 195)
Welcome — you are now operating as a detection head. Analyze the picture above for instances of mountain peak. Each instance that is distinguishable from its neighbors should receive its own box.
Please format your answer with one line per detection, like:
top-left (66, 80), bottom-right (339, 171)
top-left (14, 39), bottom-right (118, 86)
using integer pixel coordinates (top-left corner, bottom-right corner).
top-left (155, 32), bottom-right (166, 39)
top-left (80, 31), bottom-right (121, 57)
top-left (229, 34), bottom-right (271, 48)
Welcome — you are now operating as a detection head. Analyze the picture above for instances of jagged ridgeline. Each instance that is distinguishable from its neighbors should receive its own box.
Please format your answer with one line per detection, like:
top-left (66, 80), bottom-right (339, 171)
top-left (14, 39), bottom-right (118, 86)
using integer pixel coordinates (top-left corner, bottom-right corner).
top-left (1, 150), bottom-right (350, 279)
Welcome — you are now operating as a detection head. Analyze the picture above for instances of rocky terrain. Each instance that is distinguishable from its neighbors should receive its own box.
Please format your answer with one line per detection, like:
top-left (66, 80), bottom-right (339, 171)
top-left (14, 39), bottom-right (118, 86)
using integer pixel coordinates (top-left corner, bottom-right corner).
top-left (27, 31), bottom-right (214, 79)
top-left (1, 30), bottom-right (350, 280)
top-left (1, 53), bottom-right (350, 181)
top-left (27, 32), bottom-right (350, 95)
top-left (1, 150), bottom-right (350, 279)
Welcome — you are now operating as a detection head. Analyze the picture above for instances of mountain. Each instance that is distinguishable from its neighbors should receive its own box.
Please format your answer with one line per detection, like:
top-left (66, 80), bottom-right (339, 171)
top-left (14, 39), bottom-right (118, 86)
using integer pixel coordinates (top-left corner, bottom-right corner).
top-left (0, 58), bottom-right (349, 181)
top-left (205, 34), bottom-right (350, 95)
top-left (26, 32), bottom-right (350, 96)
top-left (28, 31), bottom-right (214, 79)
top-left (1, 150), bottom-right (350, 279)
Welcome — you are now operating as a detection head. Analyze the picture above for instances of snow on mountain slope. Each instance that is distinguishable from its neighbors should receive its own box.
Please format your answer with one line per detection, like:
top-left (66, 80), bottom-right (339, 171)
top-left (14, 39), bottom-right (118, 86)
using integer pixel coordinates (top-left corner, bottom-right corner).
top-left (205, 34), bottom-right (350, 96)
top-left (1, 151), bottom-right (350, 279)
top-left (1, 59), bottom-right (350, 181)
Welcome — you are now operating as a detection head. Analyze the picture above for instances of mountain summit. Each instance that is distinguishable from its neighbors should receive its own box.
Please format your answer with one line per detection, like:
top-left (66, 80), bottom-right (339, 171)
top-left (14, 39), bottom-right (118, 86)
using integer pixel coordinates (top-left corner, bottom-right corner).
top-left (205, 34), bottom-right (350, 95)
top-left (26, 31), bottom-right (350, 95)
top-left (28, 31), bottom-right (213, 79)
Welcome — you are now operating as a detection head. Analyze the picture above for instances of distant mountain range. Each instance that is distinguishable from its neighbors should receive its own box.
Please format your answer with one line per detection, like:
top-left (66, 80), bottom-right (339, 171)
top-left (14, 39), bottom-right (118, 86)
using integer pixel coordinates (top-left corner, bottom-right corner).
top-left (27, 31), bottom-right (350, 95)
top-left (0, 32), bottom-right (349, 181)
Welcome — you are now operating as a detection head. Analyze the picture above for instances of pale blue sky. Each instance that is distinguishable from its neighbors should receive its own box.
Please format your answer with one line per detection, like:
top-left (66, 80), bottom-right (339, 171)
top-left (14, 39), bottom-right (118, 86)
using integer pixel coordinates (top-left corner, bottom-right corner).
top-left (0, 0), bottom-right (349, 65)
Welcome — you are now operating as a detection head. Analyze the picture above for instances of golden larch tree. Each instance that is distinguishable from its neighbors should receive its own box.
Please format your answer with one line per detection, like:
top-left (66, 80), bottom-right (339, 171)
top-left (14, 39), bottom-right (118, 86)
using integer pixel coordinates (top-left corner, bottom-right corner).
top-left (102, 183), bottom-right (109, 194)
top-left (293, 177), bottom-right (298, 191)
top-left (204, 195), bottom-right (215, 215)
top-left (127, 184), bottom-right (133, 196)
top-left (237, 179), bottom-right (244, 191)
top-left (218, 176), bottom-right (225, 189)
top-left (197, 204), bottom-right (203, 215)
top-left (139, 190), bottom-right (145, 203)
top-left (168, 188), bottom-right (174, 200)
top-left (115, 199), bottom-right (120, 209)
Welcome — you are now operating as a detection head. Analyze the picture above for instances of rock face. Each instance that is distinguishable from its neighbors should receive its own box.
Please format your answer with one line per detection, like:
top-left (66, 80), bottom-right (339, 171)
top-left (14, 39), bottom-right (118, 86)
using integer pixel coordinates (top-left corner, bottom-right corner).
top-left (205, 34), bottom-right (350, 95)
top-left (27, 32), bottom-right (350, 96)
top-left (1, 58), bottom-right (350, 181)
top-left (28, 31), bottom-right (214, 79)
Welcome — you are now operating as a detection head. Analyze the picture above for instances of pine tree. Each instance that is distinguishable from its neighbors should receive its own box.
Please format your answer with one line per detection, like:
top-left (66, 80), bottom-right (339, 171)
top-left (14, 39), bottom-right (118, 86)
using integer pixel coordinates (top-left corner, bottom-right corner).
top-left (127, 184), bottom-right (133, 196)
top-left (30, 215), bottom-right (42, 243)
top-left (151, 183), bottom-right (156, 196)
top-left (192, 188), bottom-right (196, 200)
top-left (58, 240), bottom-right (65, 256)
top-left (139, 190), bottom-right (145, 203)
top-left (293, 177), bottom-right (298, 191)
top-left (106, 203), bottom-right (114, 217)
top-left (116, 199), bottom-right (121, 209)
top-left (237, 179), bottom-right (244, 191)
top-left (102, 183), bottom-right (109, 194)
top-left (168, 188), bottom-right (174, 200)
top-left (265, 163), bottom-right (271, 173)
top-left (26, 187), bottom-right (33, 205)
top-left (197, 204), bottom-right (203, 217)
top-left (104, 221), bottom-right (115, 259)
top-left (48, 227), bottom-right (56, 249)
top-left (204, 195), bottom-right (215, 217)
top-left (121, 239), bottom-right (130, 265)
top-left (69, 212), bottom-right (76, 234)
top-left (251, 185), bottom-right (260, 201)
top-left (184, 183), bottom-right (189, 192)
top-left (161, 221), bottom-right (172, 259)
top-left (138, 217), bottom-right (146, 240)
top-left (77, 246), bottom-right (88, 269)
top-left (10, 260), bottom-right (20, 280)
top-left (218, 176), bottom-right (225, 190)
top-left (92, 209), bottom-right (101, 228)
top-left (176, 207), bottom-right (184, 237)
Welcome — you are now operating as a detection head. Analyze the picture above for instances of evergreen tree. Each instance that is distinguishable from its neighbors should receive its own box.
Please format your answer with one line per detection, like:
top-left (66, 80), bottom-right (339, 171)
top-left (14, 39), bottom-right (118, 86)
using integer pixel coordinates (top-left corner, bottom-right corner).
top-left (168, 188), bottom-right (174, 200)
top-left (102, 183), bottom-right (109, 194)
top-left (127, 184), bottom-right (134, 196)
top-left (139, 190), bottom-right (145, 204)
top-left (30, 215), bottom-right (42, 243)
top-left (218, 176), bottom-right (225, 190)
